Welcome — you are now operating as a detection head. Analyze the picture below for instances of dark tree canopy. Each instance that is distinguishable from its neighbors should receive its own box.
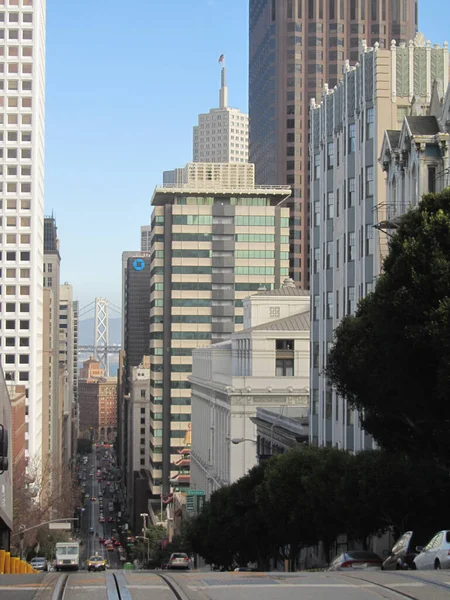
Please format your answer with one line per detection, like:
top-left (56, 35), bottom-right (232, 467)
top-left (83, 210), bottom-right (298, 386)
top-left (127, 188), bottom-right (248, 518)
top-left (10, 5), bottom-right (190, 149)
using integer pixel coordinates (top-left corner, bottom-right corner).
top-left (327, 190), bottom-right (450, 466)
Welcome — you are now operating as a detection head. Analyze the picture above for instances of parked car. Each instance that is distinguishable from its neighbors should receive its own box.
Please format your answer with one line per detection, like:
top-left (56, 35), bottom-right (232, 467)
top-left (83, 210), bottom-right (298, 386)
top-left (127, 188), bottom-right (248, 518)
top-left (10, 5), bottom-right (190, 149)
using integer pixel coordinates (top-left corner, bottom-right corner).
top-left (328, 551), bottom-right (383, 571)
top-left (168, 552), bottom-right (190, 570)
top-left (30, 557), bottom-right (48, 571)
top-left (89, 527), bottom-right (94, 534)
top-left (383, 531), bottom-right (429, 571)
top-left (234, 567), bottom-right (259, 572)
top-left (413, 531), bottom-right (450, 570)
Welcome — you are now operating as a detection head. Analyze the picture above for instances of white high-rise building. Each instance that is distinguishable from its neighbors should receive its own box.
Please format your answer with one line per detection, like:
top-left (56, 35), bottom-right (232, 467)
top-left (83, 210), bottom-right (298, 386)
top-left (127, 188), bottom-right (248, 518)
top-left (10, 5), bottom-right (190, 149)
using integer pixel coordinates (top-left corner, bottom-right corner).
top-left (193, 60), bottom-right (248, 163)
top-left (0, 0), bottom-right (46, 463)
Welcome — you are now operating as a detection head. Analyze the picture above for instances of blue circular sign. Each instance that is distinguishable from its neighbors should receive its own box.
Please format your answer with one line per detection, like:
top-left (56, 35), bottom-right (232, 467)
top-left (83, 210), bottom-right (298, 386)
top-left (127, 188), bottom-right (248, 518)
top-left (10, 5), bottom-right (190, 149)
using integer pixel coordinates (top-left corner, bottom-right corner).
top-left (133, 258), bottom-right (145, 271)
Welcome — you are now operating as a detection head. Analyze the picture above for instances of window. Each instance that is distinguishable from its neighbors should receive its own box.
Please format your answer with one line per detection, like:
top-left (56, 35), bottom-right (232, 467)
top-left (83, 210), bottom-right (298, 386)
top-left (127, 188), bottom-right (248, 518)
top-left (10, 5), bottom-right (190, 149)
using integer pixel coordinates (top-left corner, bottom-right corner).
top-left (313, 342), bottom-right (319, 368)
top-left (313, 295), bottom-right (320, 320)
top-left (336, 188), bottom-right (340, 217)
top-left (365, 224), bottom-right (374, 255)
top-left (347, 286), bottom-right (356, 314)
top-left (366, 166), bottom-right (374, 196)
top-left (327, 192), bottom-right (334, 219)
top-left (313, 248), bottom-right (320, 273)
top-left (276, 358), bottom-right (294, 376)
top-left (326, 242), bottom-right (333, 269)
top-left (326, 292), bottom-right (333, 319)
top-left (327, 142), bottom-right (334, 169)
top-left (326, 391), bottom-right (332, 419)
top-left (348, 123), bottom-right (356, 153)
top-left (314, 153), bottom-right (321, 179)
top-left (348, 232), bottom-right (355, 261)
top-left (336, 289), bottom-right (340, 319)
top-left (314, 201), bottom-right (320, 226)
top-left (428, 167), bottom-right (436, 193)
top-left (336, 238), bottom-right (340, 268)
top-left (348, 178), bottom-right (356, 207)
top-left (366, 108), bottom-right (374, 139)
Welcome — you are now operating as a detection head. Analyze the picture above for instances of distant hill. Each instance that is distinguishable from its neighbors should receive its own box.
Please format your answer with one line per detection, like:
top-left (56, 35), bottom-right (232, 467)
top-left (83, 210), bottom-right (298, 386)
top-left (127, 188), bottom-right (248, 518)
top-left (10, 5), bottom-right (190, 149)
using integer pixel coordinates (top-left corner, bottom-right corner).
top-left (78, 317), bottom-right (122, 346)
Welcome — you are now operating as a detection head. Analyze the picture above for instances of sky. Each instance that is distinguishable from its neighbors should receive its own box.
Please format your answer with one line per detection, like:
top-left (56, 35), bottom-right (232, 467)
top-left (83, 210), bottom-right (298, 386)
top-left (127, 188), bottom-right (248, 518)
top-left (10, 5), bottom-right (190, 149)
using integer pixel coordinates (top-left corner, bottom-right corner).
top-left (45, 0), bottom-right (450, 312)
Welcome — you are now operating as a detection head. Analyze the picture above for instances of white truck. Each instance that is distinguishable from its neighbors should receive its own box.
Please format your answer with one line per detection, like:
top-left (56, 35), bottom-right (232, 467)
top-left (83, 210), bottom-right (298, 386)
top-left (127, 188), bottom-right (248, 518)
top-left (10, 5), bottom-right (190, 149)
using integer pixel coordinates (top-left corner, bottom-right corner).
top-left (55, 541), bottom-right (80, 571)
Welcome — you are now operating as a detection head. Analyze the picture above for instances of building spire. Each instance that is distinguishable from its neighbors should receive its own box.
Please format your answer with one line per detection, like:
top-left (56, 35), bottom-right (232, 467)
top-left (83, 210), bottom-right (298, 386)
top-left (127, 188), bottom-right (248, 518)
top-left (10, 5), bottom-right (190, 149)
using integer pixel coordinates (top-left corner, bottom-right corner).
top-left (218, 54), bottom-right (228, 109)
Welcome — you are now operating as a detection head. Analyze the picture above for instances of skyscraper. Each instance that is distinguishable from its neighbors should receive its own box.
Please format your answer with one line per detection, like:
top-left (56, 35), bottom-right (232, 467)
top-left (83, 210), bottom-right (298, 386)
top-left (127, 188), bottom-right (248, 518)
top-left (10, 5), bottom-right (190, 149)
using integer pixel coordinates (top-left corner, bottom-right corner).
top-left (193, 60), bottom-right (249, 163)
top-left (149, 162), bottom-right (291, 494)
top-left (249, 0), bottom-right (417, 286)
top-left (42, 216), bottom-right (62, 490)
top-left (0, 0), bottom-right (46, 462)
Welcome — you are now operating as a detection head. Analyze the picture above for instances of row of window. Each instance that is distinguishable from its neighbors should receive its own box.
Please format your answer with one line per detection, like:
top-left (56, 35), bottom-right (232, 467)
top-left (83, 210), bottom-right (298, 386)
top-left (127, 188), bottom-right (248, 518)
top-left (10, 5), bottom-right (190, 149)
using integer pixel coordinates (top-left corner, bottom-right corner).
top-left (151, 397), bottom-right (191, 405)
top-left (313, 226), bottom-right (374, 273)
top-left (312, 281), bottom-right (374, 322)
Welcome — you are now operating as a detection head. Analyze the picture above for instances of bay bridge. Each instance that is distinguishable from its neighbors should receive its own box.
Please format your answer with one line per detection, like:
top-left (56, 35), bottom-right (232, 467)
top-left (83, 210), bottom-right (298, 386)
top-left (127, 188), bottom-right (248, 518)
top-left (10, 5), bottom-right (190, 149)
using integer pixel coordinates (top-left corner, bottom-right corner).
top-left (78, 297), bottom-right (122, 376)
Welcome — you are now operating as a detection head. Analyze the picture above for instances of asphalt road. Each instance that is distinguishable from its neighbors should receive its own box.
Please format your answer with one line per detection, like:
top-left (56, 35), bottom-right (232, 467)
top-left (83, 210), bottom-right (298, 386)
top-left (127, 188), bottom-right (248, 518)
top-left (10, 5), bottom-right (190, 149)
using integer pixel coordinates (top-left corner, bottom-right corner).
top-left (1, 569), bottom-right (450, 600)
top-left (80, 450), bottom-right (122, 570)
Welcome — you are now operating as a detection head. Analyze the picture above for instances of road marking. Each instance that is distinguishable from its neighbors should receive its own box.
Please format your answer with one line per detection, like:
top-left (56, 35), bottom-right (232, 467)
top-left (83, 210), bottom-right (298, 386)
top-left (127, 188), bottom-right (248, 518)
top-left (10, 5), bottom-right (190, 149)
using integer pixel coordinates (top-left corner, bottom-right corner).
top-left (191, 583), bottom-right (362, 589)
top-left (69, 586), bottom-right (105, 590)
top-left (0, 586), bottom-right (52, 591)
top-left (388, 582), bottom-right (425, 588)
top-left (126, 585), bottom-right (170, 589)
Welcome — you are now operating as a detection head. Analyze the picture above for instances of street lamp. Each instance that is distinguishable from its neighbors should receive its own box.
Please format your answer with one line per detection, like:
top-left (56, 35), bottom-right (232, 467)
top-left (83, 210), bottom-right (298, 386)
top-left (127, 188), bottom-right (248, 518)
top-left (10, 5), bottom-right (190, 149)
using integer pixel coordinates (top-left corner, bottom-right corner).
top-left (230, 438), bottom-right (256, 445)
top-left (140, 513), bottom-right (148, 564)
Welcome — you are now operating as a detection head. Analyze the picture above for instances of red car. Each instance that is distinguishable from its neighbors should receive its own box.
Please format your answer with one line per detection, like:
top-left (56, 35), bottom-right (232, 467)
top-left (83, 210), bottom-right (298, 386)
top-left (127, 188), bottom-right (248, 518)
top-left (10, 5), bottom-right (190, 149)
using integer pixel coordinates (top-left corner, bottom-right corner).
top-left (99, 537), bottom-right (105, 543)
top-left (99, 517), bottom-right (105, 523)
top-left (114, 541), bottom-right (121, 547)
top-left (108, 517), bottom-right (115, 523)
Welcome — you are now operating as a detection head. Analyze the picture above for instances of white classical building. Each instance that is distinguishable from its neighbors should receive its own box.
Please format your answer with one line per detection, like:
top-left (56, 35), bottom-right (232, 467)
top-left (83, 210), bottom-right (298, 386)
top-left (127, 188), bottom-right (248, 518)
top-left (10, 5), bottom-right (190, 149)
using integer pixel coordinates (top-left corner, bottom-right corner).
top-left (189, 279), bottom-right (310, 499)
top-left (0, 0), bottom-right (47, 462)
top-left (380, 80), bottom-right (450, 211)
top-left (193, 63), bottom-right (248, 164)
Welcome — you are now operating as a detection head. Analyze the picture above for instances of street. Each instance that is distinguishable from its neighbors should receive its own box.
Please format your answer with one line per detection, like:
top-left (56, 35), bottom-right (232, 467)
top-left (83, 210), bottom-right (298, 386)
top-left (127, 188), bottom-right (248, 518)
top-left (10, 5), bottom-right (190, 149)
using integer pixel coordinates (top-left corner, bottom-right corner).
top-left (1, 568), bottom-right (450, 600)
top-left (78, 449), bottom-right (122, 570)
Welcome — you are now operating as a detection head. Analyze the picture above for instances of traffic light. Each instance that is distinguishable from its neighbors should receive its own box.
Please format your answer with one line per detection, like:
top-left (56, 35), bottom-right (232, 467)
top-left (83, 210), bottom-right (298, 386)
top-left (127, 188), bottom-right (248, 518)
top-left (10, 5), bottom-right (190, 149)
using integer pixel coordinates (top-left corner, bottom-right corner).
top-left (0, 424), bottom-right (8, 473)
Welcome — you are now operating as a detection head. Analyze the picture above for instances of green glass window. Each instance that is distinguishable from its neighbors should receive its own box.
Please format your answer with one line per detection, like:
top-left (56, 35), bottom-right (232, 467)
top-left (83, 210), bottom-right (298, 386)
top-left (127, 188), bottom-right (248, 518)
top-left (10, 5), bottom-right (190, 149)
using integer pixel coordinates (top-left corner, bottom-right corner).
top-left (173, 215), bottom-right (213, 225)
top-left (170, 430), bottom-right (188, 438)
top-left (172, 266), bottom-right (212, 274)
top-left (171, 348), bottom-right (194, 355)
top-left (172, 331), bottom-right (212, 340)
top-left (235, 316), bottom-right (244, 324)
top-left (172, 282), bottom-right (212, 290)
top-left (154, 215), bottom-right (164, 224)
top-left (280, 217), bottom-right (290, 227)
top-left (152, 397), bottom-right (163, 404)
top-left (235, 283), bottom-right (274, 291)
top-left (172, 233), bottom-right (212, 242)
top-left (171, 364), bottom-right (192, 372)
top-left (172, 315), bottom-right (212, 323)
top-left (235, 234), bottom-right (275, 243)
top-left (172, 398), bottom-right (191, 405)
top-left (170, 414), bottom-right (191, 422)
top-left (235, 216), bottom-right (275, 226)
top-left (280, 235), bottom-right (289, 244)
top-left (172, 250), bottom-right (211, 258)
top-left (154, 429), bottom-right (163, 437)
top-left (236, 266), bottom-right (275, 275)
top-left (280, 252), bottom-right (289, 260)
top-left (171, 299), bottom-right (211, 307)
top-left (235, 250), bottom-right (275, 259)
top-left (153, 413), bottom-right (163, 421)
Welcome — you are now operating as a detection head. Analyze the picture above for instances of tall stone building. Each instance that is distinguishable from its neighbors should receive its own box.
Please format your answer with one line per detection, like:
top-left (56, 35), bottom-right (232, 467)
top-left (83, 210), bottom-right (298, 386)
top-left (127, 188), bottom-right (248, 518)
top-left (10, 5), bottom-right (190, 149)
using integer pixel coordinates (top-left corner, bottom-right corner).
top-left (309, 34), bottom-right (449, 450)
top-left (42, 216), bottom-right (62, 486)
top-left (249, 0), bottom-right (417, 286)
top-left (149, 162), bottom-right (291, 494)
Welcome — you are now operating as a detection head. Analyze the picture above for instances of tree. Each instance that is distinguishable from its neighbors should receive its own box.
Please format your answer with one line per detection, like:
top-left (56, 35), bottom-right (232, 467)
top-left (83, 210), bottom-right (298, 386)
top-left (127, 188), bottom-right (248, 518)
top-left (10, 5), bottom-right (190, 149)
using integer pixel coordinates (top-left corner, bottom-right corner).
top-left (327, 190), bottom-right (450, 467)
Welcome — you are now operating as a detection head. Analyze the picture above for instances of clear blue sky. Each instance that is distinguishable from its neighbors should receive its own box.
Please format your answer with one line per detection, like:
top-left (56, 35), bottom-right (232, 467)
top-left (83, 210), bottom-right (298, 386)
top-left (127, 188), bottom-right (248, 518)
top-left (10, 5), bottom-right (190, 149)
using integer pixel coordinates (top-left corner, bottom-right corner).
top-left (45, 0), bottom-right (450, 311)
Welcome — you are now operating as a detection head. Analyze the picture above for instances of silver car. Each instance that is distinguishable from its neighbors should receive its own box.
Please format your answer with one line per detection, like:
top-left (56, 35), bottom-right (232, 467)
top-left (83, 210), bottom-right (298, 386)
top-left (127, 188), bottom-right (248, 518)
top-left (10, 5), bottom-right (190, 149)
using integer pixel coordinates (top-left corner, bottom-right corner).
top-left (30, 557), bottom-right (48, 571)
top-left (168, 552), bottom-right (190, 570)
top-left (413, 530), bottom-right (450, 570)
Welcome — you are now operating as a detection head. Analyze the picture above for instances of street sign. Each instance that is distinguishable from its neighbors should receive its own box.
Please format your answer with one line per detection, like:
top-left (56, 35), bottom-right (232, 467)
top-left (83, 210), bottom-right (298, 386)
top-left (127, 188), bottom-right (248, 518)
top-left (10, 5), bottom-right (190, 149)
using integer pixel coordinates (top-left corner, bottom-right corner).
top-left (49, 522), bottom-right (72, 530)
top-left (187, 490), bottom-right (205, 496)
top-left (186, 496), bottom-right (195, 512)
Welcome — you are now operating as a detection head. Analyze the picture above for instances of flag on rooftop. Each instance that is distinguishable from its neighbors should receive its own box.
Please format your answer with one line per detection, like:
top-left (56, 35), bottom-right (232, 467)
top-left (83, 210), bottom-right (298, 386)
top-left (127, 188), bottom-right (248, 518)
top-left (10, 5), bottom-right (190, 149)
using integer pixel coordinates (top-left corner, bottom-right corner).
top-left (218, 54), bottom-right (224, 63)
